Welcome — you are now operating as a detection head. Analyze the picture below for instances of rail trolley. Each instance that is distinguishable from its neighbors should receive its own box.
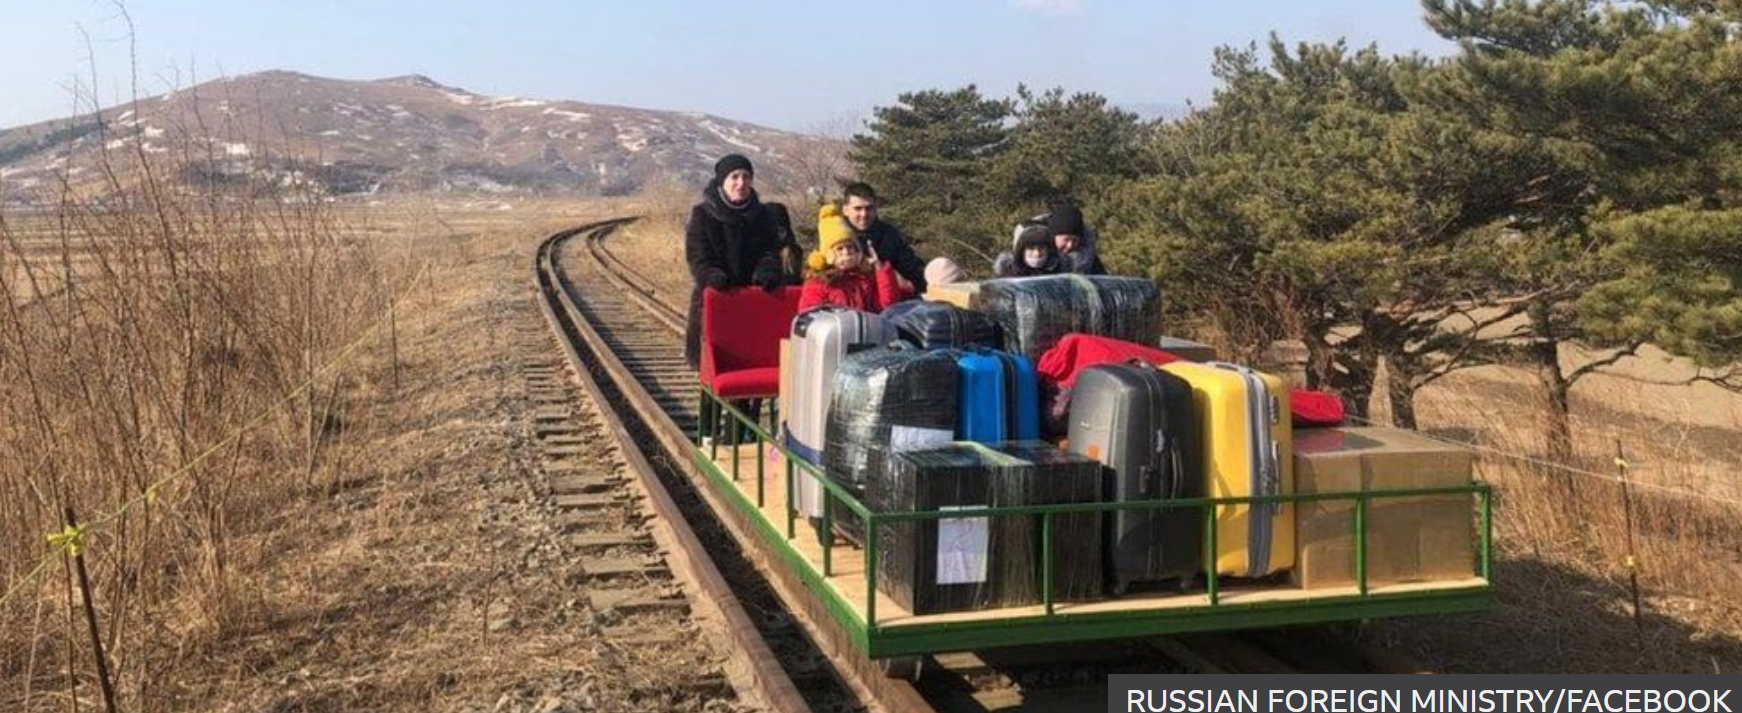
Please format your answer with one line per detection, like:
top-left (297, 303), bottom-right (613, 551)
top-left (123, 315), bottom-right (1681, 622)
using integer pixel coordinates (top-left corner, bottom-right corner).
top-left (690, 388), bottom-right (1493, 664)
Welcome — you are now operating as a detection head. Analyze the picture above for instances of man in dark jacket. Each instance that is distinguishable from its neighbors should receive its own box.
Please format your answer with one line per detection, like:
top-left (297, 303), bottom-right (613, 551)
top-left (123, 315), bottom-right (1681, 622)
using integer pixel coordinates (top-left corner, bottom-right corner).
top-left (685, 153), bottom-right (787, 369)
top-left (839, 181), bottom-right (928, 294)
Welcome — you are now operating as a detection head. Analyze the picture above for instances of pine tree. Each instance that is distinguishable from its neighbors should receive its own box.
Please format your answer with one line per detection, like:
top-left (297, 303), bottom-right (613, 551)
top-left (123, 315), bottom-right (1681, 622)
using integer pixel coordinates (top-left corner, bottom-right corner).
top-left (1420, 0), bottom-right (1742, 462)
top-left (848, 87), bottom-right (1012, 265)
top-left (987, 86), bottom-right (1147, 218)
top-left (1096, 38), bottom-right (1544, 423)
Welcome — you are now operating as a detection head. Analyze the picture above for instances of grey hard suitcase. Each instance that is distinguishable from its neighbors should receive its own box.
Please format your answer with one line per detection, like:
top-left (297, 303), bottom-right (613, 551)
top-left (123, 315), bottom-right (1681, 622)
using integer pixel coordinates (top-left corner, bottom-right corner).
top-left (1067, 362), bottom-right (1203, 593)
top-left (786, 308), bottom-right (894, 519)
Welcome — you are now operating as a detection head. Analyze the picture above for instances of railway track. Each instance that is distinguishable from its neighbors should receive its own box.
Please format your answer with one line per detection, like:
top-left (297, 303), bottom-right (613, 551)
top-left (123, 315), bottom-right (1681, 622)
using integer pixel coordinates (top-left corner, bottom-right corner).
top-left (533, 220), bottom-right (1420, 712)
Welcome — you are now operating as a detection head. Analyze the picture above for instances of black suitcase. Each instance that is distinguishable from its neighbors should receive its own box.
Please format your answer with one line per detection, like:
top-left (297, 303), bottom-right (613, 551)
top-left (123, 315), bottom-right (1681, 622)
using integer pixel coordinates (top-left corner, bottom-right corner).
top-left (1066, 362), bottom-right (1203, 593)
top-left (881, 300), bottom-right (1000, 350)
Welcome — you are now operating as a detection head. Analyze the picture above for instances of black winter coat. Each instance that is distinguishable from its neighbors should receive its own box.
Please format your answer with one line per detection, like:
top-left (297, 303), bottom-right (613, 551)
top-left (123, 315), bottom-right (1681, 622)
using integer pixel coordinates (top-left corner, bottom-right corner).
top-left (853, 220), bottom-right (928, 294)
top-left (684, 182), bottom-right (787, 369)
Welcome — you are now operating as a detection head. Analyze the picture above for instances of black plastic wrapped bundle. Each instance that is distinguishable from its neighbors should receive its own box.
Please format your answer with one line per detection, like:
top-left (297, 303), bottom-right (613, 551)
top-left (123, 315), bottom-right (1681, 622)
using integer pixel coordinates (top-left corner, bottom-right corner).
top-left (874, 444), bottom-right (1018, 614)
top-left (991, 442), bottom-right (1107, 604)
top-left (881, 301), bottom-right (1000, 350)
top-left (823, 345), bottom-right (960, 544)
top-left (972, 275), bottom-right (1162, 360)
top-left (1087, 276), bottom-right (1163, 351)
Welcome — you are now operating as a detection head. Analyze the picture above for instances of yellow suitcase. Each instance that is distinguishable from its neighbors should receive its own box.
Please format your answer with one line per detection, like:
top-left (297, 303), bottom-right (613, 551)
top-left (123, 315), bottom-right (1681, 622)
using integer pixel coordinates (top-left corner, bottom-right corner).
top-left (1159, 362), bottom-right (1294, 577)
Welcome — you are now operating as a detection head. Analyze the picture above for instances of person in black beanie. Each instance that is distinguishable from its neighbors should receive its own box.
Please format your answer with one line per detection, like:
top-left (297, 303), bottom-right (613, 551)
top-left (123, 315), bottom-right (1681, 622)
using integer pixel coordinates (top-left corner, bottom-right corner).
top-left (994, 203), bottom-right (1107, 276)
top-left (684, 153), bottom-right (789, 369)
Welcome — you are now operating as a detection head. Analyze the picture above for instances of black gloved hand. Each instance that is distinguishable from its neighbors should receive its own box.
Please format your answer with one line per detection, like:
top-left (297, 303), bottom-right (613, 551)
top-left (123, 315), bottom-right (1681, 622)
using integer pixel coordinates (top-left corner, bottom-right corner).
top-left (703, 269), bottom-right (730, 290)
top-left (753, 266), bottom-right (783, 293)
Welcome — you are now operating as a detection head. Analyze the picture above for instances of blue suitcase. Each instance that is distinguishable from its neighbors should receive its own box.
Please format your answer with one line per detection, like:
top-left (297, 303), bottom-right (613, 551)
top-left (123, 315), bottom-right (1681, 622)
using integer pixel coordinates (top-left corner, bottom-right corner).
top-left (956, 350), bottom-right (1041, 443)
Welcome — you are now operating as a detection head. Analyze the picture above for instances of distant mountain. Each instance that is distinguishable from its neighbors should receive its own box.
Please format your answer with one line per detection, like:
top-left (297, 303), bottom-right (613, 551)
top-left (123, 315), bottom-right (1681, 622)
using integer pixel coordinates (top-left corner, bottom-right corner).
top-left (0, 70), bottom-right (840, 200)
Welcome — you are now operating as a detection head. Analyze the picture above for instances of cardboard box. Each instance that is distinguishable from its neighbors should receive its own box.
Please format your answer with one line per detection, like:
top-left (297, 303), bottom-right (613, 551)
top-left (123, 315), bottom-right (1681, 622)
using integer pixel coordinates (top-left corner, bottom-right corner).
top-left (923, 281), bottom-right (980, 310)
top-left (1292, 427), bottom-right (1476, 589)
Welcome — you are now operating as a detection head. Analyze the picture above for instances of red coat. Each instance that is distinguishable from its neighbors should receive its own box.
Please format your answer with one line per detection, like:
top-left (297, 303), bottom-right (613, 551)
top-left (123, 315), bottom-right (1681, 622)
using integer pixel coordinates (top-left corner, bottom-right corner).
top-left (798, 264), bottom-right (906, 313)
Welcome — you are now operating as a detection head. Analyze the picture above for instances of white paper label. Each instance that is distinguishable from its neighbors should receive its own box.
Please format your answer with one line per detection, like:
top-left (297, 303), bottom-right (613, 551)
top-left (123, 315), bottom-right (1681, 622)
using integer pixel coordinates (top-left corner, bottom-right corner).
top-left (890, 425), bottom-right (953, 452)
top-left (936, 505), bottom-right (989, 585)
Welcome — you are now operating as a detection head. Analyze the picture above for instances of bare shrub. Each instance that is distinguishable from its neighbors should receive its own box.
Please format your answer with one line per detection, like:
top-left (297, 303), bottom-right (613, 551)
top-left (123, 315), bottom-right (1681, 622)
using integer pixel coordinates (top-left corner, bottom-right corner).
top-left (0, 76), bottom-right (398, 711)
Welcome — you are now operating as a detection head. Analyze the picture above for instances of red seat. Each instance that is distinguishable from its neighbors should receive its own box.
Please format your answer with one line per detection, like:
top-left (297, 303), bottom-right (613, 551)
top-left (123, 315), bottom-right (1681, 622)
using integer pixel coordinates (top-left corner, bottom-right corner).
top-left (711, 367), bottom-right (781, 399)
top-left (700, 286), bottom-right (800, 399)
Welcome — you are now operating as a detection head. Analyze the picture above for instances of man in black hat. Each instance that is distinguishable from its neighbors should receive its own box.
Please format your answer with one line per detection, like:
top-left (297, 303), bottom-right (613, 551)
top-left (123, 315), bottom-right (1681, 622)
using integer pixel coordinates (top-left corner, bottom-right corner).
top-left (1044, 205), bottom-right (1106, 275)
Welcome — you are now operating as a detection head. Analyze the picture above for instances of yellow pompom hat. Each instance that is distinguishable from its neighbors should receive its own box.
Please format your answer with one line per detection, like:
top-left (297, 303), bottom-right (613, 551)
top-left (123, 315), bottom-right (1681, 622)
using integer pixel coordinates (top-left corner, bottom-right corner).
top-left (807, 203), bottom-right (860, 272)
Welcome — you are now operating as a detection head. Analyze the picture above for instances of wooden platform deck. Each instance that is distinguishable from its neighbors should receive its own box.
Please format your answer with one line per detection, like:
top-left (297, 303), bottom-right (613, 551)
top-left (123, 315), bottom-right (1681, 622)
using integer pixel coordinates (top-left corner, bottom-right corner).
top-left (702, 443), bottom-right (1488, 630)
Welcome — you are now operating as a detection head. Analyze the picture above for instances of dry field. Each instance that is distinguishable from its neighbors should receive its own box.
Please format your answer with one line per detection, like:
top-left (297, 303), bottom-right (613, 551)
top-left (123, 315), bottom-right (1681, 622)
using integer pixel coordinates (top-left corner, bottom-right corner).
top-left (0, 191), bottom-right (759, 711)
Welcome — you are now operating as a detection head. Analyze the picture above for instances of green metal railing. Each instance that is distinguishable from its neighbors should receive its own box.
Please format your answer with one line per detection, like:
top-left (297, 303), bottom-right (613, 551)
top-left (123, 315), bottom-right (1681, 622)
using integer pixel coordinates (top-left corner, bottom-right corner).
top-left (694, 387), bottom-right (1494, 656)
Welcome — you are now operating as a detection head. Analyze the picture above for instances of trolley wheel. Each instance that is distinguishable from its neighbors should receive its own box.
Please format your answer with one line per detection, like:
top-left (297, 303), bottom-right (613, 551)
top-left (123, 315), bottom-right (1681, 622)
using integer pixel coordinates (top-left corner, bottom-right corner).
top-left (878, 655), bottom-right (923, 681)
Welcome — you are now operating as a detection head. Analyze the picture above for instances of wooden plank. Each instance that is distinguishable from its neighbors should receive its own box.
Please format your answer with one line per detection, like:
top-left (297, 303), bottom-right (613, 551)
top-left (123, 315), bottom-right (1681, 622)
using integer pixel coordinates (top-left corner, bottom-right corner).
top-left (569, 531), bottom-right (645, 549)
top-left (553, 493), bottom-right (621, 509)
top-left (582, 557), bottom-right (665, 577)
top-left (550, 475), bottom-right (614, 494)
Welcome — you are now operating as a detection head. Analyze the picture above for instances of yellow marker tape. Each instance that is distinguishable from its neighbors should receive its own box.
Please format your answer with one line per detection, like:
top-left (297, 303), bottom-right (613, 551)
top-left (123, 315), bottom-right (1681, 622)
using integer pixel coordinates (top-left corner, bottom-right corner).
top-left (1623, 555), bottom-right (1637, 569)
top-left (1613, 457), bottom-right (1629, 471)
top-left (46, 524), bottom-right (87, 558)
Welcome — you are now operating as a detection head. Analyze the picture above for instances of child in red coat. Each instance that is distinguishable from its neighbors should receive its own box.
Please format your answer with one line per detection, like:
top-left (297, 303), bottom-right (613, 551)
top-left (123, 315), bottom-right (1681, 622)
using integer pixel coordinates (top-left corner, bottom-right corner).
top-left (798, 203), bottom-right (904, 313)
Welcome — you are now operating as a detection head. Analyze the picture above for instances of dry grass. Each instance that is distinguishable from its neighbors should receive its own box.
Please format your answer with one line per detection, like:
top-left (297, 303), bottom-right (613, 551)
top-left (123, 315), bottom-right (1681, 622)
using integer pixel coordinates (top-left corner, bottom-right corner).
top-left (0, 74), bottom-right (637, 709)
top-left (0, 108), bottom-right (410, 709)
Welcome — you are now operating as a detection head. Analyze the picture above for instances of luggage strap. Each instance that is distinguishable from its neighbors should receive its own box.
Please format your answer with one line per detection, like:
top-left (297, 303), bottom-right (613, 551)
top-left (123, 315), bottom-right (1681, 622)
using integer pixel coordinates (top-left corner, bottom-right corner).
top-left (993, 351), bottom-right (1020, 440)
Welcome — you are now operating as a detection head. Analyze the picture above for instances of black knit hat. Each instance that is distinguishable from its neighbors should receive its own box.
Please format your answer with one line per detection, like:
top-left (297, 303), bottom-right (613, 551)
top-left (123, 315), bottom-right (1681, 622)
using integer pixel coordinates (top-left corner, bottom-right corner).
top-left (1046, 205), bottom-right (1085, 237)
top-left (714, 154), bottom-right (754, 183)
top-left (1016, 224), bottom-right (1055, 253)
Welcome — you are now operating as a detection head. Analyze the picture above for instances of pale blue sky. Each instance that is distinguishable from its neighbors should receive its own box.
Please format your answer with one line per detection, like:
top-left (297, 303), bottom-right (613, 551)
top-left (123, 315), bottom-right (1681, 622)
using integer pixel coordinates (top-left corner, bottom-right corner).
top-left (0, 1), bottom-right (1455, 132)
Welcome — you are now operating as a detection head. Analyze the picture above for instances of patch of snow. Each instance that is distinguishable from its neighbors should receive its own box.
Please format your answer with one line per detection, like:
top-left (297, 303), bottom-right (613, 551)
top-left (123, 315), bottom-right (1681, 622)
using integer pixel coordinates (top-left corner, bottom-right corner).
top-left (698, 119), bottom-right (762, 152)
top-left (485, 96), bottom-right (547, 110)
top-left (224, 142), bottom-right (251, 157)
top-left (444, 92), bottom-right (477, 105)
top-left (445, 170), bottom-right (514, 193)
top-left (114, 110), bottom-right (134, 123)
top-left (141, 143), bottom-right (166, 154)
top-left (318, 129), bottom-right (342, 136)
top-left (143, 126), bottom-right (165, 138)
top-left (541, 108), bottom-right (591, 122)
top-left (106, 138), bottom-right (130, 150)
top-left (618, 134), bottom-right (649, 152)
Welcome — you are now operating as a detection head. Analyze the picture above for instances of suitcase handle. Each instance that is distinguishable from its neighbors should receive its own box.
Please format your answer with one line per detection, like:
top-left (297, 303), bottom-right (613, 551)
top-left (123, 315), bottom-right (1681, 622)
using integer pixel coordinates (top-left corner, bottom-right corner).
top-left (1169, 440), bottom-right (1187, 500)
